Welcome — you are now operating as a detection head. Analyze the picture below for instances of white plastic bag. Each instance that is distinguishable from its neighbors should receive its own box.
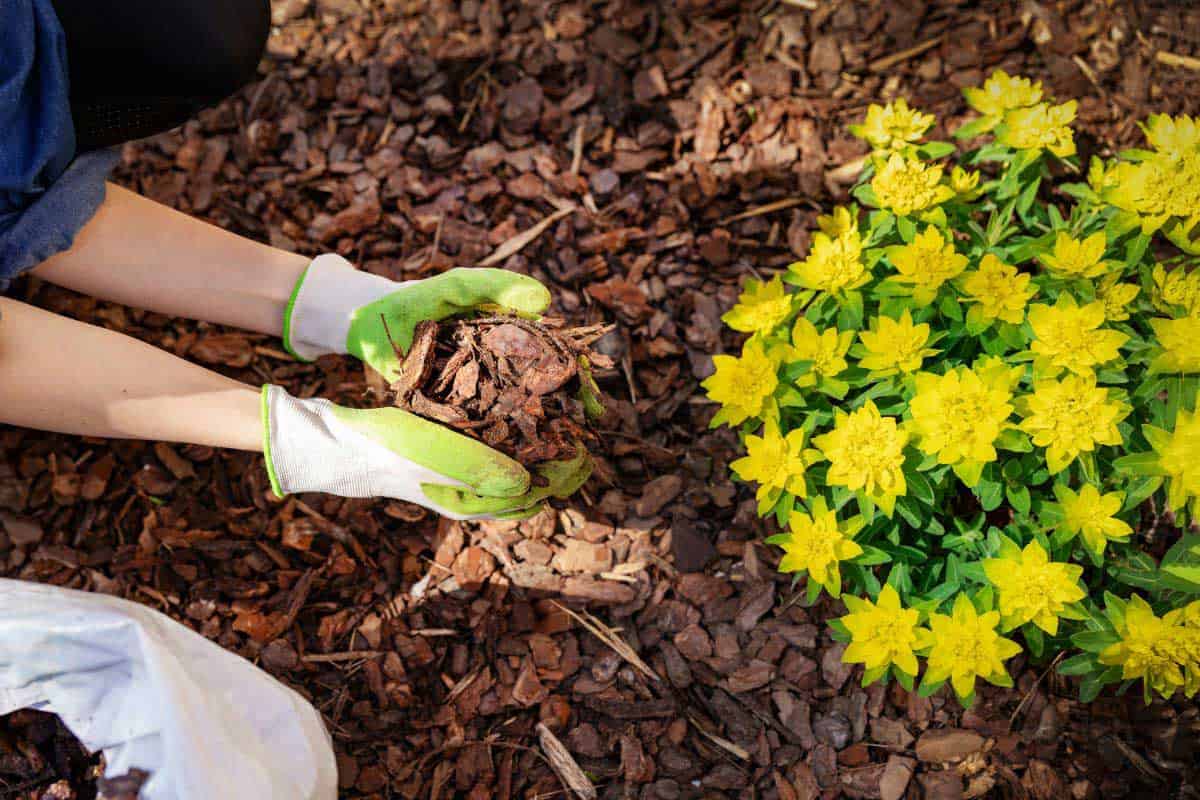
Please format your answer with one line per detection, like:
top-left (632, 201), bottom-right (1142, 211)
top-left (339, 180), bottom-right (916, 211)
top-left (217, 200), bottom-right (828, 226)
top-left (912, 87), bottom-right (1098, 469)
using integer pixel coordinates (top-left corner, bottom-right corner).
top-left (0, 579), bottom-right (337, 800)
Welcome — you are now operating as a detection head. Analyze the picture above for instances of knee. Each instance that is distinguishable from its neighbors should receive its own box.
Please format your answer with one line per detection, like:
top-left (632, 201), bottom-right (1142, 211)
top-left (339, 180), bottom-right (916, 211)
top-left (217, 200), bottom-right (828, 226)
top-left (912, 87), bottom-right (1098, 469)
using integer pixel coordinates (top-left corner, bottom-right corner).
top-left (193, 0), bottom-right (271, 97)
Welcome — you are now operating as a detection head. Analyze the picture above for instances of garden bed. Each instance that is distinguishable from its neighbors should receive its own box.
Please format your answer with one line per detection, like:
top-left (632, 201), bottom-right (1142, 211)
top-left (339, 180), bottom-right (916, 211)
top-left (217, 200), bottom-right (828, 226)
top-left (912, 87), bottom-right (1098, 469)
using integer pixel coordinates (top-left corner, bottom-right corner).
top-left (2, 1), bottom-right (1199, 798)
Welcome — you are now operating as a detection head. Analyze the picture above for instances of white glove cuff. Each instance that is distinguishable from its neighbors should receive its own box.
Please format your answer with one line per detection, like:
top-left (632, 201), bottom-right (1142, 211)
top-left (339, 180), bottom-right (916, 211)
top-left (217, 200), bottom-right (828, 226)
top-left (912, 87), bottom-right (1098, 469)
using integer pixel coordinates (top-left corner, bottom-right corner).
top-left (283, 254), bottom-right (399, 361)
top-left (262, 385), bottom-right (374, 497)
top-left (261, 386), bottom-right (475, 516)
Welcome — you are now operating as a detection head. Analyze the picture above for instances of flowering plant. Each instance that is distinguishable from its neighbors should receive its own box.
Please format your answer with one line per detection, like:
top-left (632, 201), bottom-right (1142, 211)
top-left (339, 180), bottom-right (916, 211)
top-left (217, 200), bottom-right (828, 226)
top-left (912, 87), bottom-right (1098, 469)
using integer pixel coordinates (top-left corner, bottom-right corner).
top-left (706, 71), bottom-right (1200, 706)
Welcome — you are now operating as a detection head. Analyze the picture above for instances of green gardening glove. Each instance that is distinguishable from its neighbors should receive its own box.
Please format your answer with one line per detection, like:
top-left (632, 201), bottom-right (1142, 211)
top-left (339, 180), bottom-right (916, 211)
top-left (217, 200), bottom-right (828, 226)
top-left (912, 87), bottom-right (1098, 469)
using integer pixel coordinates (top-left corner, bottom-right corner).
top-left (283, 255), bottom-right (551, 381)
top-left (261, 386), bottom-right (591, 520)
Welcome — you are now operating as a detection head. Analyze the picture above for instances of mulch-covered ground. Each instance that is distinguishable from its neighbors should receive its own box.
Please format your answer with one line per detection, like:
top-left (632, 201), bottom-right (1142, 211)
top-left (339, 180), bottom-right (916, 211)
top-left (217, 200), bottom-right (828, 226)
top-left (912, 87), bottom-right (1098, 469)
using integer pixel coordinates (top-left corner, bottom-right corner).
top-left (3, 1), bottom-right (1200, 798)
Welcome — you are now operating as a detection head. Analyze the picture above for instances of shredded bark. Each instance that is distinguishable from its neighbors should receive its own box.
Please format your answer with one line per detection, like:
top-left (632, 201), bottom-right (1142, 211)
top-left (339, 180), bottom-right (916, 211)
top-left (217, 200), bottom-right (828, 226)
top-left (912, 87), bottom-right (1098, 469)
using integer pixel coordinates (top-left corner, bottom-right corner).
top-left (388, 314), bottom-right (613, 468)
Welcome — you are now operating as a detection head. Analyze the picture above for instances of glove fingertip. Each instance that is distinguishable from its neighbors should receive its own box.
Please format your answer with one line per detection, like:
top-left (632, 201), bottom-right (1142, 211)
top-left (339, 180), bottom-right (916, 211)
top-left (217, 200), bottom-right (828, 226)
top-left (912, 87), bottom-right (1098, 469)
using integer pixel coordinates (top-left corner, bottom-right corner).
top-left (497, 275), bottom-right (552, 315)
top-left (472, 458), bottom-right (532, 497)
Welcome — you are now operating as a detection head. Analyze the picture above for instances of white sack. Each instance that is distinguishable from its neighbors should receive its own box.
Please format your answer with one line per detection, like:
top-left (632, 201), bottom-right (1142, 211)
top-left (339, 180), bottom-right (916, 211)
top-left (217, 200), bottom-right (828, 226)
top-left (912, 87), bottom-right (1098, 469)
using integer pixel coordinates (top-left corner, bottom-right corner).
top-left (0, 579), bottom-right (337, 800)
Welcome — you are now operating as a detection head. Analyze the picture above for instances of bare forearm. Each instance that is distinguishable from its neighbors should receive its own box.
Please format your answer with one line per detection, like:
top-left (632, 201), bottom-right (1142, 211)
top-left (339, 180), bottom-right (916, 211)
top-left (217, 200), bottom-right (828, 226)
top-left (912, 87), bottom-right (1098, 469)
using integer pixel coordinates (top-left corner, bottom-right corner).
top-left (0, 298), bottom-right (262, 450)
top-left (33, 184), bottom-right (309, 336)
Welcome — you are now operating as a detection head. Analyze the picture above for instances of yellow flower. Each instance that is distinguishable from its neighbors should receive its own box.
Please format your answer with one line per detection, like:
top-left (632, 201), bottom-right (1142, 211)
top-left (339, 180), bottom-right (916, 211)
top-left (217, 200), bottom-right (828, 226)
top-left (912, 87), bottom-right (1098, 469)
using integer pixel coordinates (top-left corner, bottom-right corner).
top-left (997, 101), bottom-right (1077, 158)
top-left (767, 497), bottom-right (863, 596)
top-left (950, 166), bottom-right (981, 197)
top-left (920, 594), bottom-right (1022, 701)
top-left (858, 309), bottom-right (937, 375)
top-left (817, 206), bottom-right (857, 237)
top-left (870, 154), bottom-right (955, 217)
top-left (813, 400), bottom-right (909, 514)
top-left (850, 98), bottom-right (935, 154)
top-left (963, 70), bottom-right (1043, 124)
top-left (702, 340), bottom-right (778, 428)
top-left (1027, 295), bottom-right (1128, 377)
top-left (841, 585), bottom-right (925, 677)
top-left (1104, 152), bottom-right (1200, 232)
top-left (722, 276), bottom-right (794, 335)
top-left (1143, 113), bottom-right (1200, 159)
top-left (1052, 483), bottom-right (1132, 557)
top-left (973, 355), bottom-right (1025, 393)
top-left (888, 226), bottom-right (968, 303)
top-left (1038, 232), bottom-right (1111, 279)
top-left (982, 540), bottom-right (1085, 635)
top-left (1088, 156), bottom-right (1117, 195)
top-left (1145, 402), bottom-right (1200, 517)
top-left (1017, 374), bottom-right (1127, 473)
top-left (1152, 265), bottom-right (1200, 317)
top-left (1149, 317), bottom-right (1200, 374)
top-left (790, 318), bottom-right (854, 386)
top-left (908, 366), bottom-right (1013, 471)
top-left (731, 421), bottom-right (819, 504)
top-left (788, 230), bottom-right (870, 295)
top-left (1097, 274), bottom-right (1139, 322)
top-left (1099, 595), bottom-right (1191, 701)
top-left (959, 254), bottom-right (1037, 325)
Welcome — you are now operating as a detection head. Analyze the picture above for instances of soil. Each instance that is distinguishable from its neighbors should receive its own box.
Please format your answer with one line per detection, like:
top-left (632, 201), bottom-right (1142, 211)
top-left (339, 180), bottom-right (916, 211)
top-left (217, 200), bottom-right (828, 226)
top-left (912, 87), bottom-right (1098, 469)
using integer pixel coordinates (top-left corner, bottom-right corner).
top-left (0, 710), bottom-right (146, 800)
top-left (388, 315), bottom-right (613, 467)
top-left (2, 1), bottom-right (1200, 799)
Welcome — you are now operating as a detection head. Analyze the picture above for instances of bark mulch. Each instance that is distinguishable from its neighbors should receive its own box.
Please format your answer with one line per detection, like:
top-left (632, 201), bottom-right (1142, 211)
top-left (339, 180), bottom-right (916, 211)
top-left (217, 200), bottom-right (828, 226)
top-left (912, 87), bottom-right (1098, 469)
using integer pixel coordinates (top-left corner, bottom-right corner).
top-left (2, 1), bottom-right (1199, 798)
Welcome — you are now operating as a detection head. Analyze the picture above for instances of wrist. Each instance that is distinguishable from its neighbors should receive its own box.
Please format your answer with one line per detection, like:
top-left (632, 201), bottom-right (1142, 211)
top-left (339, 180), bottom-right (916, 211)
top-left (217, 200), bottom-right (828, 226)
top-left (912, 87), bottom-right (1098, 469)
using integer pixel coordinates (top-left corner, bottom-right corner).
top-left (283, 254), bottom-right (399, 361)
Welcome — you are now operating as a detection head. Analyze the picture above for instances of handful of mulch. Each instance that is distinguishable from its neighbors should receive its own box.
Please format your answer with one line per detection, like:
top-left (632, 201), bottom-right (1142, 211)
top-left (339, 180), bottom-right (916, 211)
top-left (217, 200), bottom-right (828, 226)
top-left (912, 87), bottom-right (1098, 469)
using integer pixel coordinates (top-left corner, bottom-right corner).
top-left (0, 710), bottom-right (148, 800)
top-left (388, 313), bottom-right (614, 469)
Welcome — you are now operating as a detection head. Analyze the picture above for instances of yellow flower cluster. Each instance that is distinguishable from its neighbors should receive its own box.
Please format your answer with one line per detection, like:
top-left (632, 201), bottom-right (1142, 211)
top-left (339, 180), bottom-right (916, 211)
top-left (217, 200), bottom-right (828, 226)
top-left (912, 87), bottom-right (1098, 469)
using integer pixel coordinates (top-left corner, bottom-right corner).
top-left (706, 70), bottom-right (1200, 705)
top-left (850, 98), bottom-right (936, 155)
top-left (907, 364), bottom-right (1013, 483)
top-left (1100, 596), bottom-right (1200, 700)
top-left (1103, 114), bottom-right (1200, 251)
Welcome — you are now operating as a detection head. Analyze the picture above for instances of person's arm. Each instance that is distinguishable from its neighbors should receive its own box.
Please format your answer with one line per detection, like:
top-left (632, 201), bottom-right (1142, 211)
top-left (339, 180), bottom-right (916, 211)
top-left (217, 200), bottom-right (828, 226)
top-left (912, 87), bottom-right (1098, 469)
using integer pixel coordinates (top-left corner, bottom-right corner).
top-left (32, 183), bottom-right (309, 336)
top-left (0, 297), bottom-right (262, 450)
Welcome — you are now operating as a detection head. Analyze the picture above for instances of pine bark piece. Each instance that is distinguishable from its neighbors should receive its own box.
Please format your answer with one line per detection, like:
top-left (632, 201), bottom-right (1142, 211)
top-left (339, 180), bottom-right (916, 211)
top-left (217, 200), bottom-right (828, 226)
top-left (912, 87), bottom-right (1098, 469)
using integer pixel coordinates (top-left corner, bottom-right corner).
top-left (391, 319), bottom-right (439, 404)
top-left (536, 723), bottom-right (597, 800)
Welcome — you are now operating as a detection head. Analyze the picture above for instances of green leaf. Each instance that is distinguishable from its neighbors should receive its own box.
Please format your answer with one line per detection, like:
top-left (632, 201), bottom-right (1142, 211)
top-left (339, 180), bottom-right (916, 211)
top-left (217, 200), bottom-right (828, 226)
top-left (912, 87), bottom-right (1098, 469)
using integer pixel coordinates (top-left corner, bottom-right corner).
top-left (918, 141), bottom-right (957, 160)
top-left (897, 215), bottom-right (917, 243)
top-left (1072, 631), bottom-right (1120, 653)
top-left (1023, 624), bottom-right (1045, 658)
top-left (854, 545), bottom-right (893, 567)
top-left (996, 429), bottom-right (1033, 453)
top-left (976, 478), bottom-right (1004, 512)
top-left (954, 117), bottom-right (996, 140)
top-left (1112, 452), bottom-right (1165, 477)
top-left (904, 467), bottom-right (935, 505)
top-left (1007, 484), bottom-right (1032, 515)
top-left (1058, 652), bottom-right (1098, 677)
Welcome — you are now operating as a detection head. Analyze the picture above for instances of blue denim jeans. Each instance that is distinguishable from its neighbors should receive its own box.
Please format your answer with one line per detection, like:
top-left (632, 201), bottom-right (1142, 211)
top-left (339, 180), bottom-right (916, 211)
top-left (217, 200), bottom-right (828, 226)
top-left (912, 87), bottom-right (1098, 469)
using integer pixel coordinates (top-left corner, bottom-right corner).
top-left (0, 0), bottom-right (115, 289)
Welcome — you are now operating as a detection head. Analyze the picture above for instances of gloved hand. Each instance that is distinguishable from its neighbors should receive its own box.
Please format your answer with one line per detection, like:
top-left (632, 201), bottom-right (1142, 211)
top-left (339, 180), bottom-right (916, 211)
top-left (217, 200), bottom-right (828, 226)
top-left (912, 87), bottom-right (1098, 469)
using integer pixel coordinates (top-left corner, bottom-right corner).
top-left (282, 255), bottom-right (551, 381)
top-left (260, 386), bottom-right (591, 520)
